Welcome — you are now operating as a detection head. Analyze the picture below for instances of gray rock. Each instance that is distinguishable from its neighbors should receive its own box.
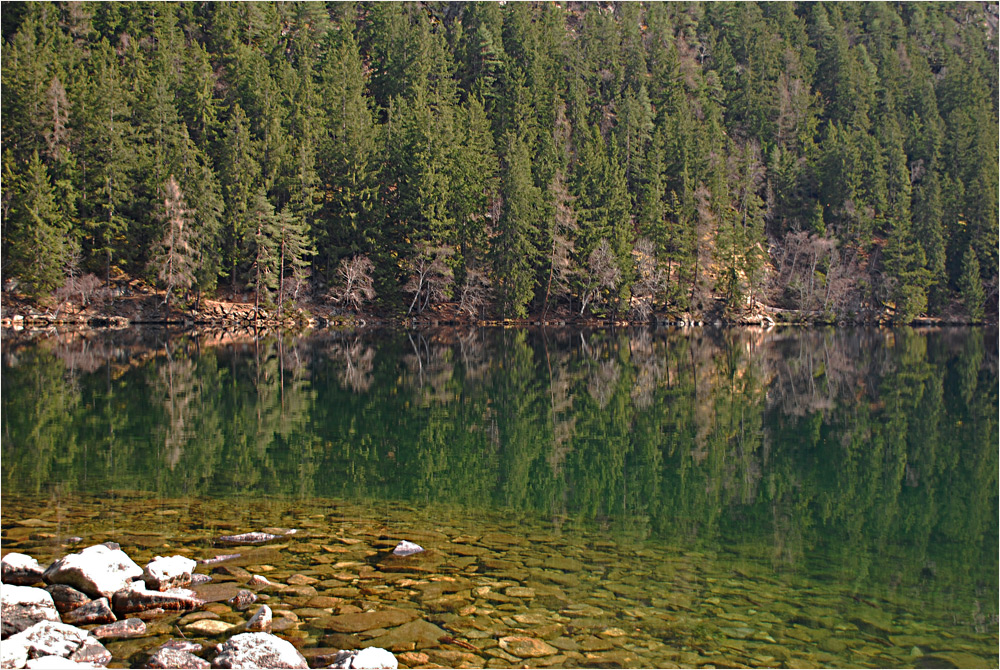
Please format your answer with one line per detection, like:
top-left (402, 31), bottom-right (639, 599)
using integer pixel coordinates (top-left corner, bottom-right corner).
top-left (62, 598), bottom-right (115, 626)
top-left (90, 618), bottom-right (146, 640)
top-left (245, 605), bottom-right (272, 633)
top-left (146, 648), bottom-right (210, 669)
top-left (4, 620), bottom-right (91, 661)
top-left (211, 633), bottom-right (308, 669)
top-left (46, 585), bottom-right (91, 615)
top-left (43, 544), bottom-right (143, 599)
top-left (325, 648), bottom-right (398, 670)
top-left (1, 585), bottom-right (61, 638)
top-left (2, 553), bottom-right (45, 586)
top-left (142, 556), bottom-right (197, 591)
top-left (111, 581), bottom-right (204, 615)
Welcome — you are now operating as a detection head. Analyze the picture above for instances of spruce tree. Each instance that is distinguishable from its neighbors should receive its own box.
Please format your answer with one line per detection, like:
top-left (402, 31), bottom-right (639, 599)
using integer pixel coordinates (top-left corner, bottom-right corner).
top-left (494, 131), bottom-right (541, 318)
top-left (6, 151), bottom-right (77, 298)
top-left (958, 245), bottom-right (985, 322)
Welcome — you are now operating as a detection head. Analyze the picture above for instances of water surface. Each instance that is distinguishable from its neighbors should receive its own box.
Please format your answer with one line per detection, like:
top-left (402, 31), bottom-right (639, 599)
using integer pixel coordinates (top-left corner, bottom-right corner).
top-left (2, 326), bottom-right (997, 668)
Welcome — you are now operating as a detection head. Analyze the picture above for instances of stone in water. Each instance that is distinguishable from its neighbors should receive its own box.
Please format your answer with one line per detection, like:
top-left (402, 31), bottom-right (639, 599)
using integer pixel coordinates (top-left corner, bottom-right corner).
top-left (392, 541), bottom-right (424, 557)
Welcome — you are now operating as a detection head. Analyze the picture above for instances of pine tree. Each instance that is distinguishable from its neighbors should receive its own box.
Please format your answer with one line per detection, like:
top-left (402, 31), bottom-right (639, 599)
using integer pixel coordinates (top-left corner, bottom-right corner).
top-left (6, 151), bottom-right (77, 297)
top-left (274, 206), bottom-right (314, 318)
top-left (493, 131), bottom-right (541, 318)
top-left (958, 245), bottom-right (985, 322)
top-left (247, 189), bottom-right (279, 313)
top-left (218, 104), bottom-right (261, 286)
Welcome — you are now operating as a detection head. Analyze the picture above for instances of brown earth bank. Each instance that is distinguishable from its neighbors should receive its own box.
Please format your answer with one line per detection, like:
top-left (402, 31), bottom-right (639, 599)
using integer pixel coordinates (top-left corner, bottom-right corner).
top-left (0, 276), bottom-right (988, 335)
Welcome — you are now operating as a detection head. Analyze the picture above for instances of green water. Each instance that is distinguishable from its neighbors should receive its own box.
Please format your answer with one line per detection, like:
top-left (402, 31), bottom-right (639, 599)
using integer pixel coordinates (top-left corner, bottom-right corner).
top-left (1, 327), bottom-right (997, 668)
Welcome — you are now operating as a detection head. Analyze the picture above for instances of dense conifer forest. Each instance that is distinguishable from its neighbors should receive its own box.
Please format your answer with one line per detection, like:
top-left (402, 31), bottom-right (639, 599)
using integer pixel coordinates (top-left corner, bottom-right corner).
top-left (2, 2), bottom-right (997, 322)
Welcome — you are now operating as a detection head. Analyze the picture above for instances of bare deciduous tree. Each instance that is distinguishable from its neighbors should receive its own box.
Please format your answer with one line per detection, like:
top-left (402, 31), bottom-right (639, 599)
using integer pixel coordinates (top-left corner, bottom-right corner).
top-left (580, 238), bottom-right (620, 316)
top-left (405, 245), bottom-right (452, 315)
top-left (630, 237), bottom-right (667, 321)
top-left (458, 267), bottom-right (490, 318)
top-left (330, 255), bottom-right (375, 311)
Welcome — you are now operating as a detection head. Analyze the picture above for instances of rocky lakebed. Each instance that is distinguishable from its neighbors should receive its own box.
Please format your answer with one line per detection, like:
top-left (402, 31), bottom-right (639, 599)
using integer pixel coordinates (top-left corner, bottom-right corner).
top-left (1, 493), bottom-right (995, 669)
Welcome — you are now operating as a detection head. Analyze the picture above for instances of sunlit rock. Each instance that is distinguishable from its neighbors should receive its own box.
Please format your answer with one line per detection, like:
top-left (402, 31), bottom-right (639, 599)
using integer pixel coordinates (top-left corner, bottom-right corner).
top-left (3, 621), bottom-right (92, 662)
top-left (90, 618), bottom-right (146, 640)
top-left (43, 545), bottom-right (143, 600)
top-left (111, 581), bottom-right (203, 615)
top-left (391, 541), bottom-right (423, 557)
top-left (325, 647), bottom-right (398, 669)
top-left (1, 585), bottom-right (61, 638)
top-left (146, 647), bottom-right (210, 669)
top-left (2, 553), bottom-right (45, 586)
top-left (142, 556), bottom-right (197, 591)
top-left (245, 605), bottom-right (272, 633)
top-left (211, 632), bottom-right (308, 669)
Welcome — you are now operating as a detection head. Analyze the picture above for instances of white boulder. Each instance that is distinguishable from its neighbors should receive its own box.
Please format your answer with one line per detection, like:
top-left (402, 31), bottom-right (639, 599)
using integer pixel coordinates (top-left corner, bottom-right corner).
top-left (1, 585), bottom-right (61, 638)
top-left (43, 545), bottom-right (143, 599)
top-left (142, 556), bottom-right (197, 591)
top-left (211, 632), bottom-right (308, 669)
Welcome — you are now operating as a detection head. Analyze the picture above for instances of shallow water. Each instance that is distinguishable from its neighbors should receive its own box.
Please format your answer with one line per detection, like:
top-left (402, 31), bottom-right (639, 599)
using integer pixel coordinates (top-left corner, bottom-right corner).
top-left (2, 326), bottom-right (997, 668)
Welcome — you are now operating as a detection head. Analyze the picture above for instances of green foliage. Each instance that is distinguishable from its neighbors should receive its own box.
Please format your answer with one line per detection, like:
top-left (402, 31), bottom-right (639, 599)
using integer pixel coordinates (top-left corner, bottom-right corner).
top-left (0, 1), bottom-right (996, 321)
top-left (5, 151), bottom-right (77, 297)
top-left (958, 246), bottom-right (985, 322)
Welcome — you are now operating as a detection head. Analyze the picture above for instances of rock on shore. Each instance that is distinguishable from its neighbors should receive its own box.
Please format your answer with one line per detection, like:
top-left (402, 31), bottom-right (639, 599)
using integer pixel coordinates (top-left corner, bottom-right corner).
top-left (43, 544), bottom-right (143, 600)
top-left (1, 585), bottom-right (61, 638)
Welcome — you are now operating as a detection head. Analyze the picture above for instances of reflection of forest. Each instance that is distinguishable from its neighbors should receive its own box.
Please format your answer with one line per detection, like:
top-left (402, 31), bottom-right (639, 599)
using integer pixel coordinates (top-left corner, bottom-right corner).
top-left (2, 327), bottom-right (997, 606)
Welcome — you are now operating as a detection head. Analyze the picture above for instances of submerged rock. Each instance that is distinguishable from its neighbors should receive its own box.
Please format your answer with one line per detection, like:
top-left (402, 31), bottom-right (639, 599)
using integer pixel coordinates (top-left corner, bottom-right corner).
top-left (325, 648), bottom-right (398, 669)
top-left (185, 620), bottom-right (236, 637)
top-left (247, 575), bottom-right (271, 588)
top-left (43, 544), bottom-right (144, 600)
top-left (199, 554), bottom-right (241, 565)
top-left (2, 553), bottom-right (45, 586)
top-left (316, 609), bottom-right (419, 634)
top-left (143, 556), bottom-right (198, 591)
top-left (215, 532), bottom-right (281, 546)
top-left (111, 581), bottom-right (204, 615)
top-left (365, 620), bottom-right (447, 651)
top-left (498, 636), bottom-right (559, 659)
top-left (146, 647), bottom-right (210, 669)
top-left (90, 618), bottom-right (146, 640)
top-left (1, 585), bottom-right (61, 638)
top-left (211, 632), bottom-right (308, 669)
top-left (62, 598), bottom-right (116, 626)
top-left (46, 585), bottom-right (92, 615)
top-left (391, 541), bottom-right (424, 557)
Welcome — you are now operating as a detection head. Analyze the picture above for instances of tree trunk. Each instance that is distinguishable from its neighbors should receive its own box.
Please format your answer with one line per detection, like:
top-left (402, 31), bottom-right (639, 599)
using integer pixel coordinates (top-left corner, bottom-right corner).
top-left (277, 230), bottom-right (285, 320)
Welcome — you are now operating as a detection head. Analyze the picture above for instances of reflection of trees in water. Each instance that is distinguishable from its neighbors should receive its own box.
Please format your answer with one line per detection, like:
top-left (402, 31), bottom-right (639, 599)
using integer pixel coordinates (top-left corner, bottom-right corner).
top-left (403, 332), bottom-right (454, 404)
top-left (155, 348), bottom-right (197, 470)
top-left (329, 338), bottom-right (374, 393)
top-left (2, 327), bottom-right (997, 605)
